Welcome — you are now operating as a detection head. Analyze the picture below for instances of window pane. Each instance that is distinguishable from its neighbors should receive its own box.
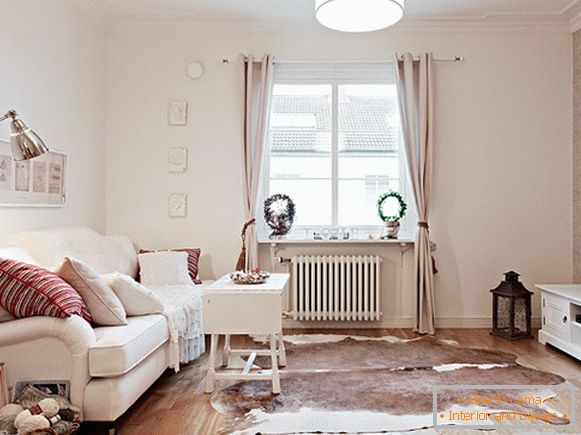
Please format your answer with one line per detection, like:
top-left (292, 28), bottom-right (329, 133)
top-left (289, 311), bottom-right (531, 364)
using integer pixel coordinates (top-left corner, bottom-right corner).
top-left (270, 179), bottom-right (332, 226)
top-left (268, 84), bottom-right (332, 226)
top-left (338, 84), bottom-right (400, 226)
top-left (338, 178), bottom-right (400, 226)
top-left (270, 152), bottom-right (331, 179)
top-left (269, 84), bottom-right (332, 157)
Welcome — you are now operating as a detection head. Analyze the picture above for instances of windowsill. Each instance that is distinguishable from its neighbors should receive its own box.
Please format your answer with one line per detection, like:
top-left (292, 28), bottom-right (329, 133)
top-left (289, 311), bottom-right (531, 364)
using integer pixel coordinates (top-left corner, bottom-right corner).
top-left (258, 237), bottom-right (414, 245)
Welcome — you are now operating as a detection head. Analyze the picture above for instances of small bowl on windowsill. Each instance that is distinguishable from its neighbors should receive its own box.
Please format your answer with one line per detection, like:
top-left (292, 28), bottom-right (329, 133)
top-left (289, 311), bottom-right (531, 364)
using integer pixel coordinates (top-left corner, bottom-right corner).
top-left (230, 270), bottom-right (270, 285)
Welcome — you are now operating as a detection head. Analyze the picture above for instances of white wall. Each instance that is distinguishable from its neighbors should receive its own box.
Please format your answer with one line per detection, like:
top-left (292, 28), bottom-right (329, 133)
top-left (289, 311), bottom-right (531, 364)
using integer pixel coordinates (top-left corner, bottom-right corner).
top-left (106, 26), bottom-right (572, 326)
top-left (574, 29), bottom-right (581, 283)
top-left (0, 0), bottom-right (108, 236)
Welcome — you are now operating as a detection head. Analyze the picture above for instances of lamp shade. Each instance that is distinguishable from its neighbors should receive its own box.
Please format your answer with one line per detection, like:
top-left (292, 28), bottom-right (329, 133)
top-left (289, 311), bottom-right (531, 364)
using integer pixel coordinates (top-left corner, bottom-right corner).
top-left (8, 113), bottom-right (49, 161)
top-left (315, 0), bottom-right (404, 32)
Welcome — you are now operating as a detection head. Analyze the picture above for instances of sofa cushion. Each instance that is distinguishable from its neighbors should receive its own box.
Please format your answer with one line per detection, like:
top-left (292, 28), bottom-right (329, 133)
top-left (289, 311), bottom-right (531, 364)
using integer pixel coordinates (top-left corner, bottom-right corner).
top-left (102, 273), bottom-right (164, 316)
top-left (139, 248), bottom-right (202, 284)
top-left (0, 228), bottom-right (138, 278)
top-left (57, 258), bottom-right (127, 326)
top-left (0, 258), bottom-right (92, 321)
top-left (83, 344), bottom-right (169, 421)
top-left (0, 246), bottom-right (38, 265)
top-left (138, 251), bottom-right (192, 286)
top-left (0, 246), bottom-right (29, 323)
top-left (89, 315), bottom-right (169, 377)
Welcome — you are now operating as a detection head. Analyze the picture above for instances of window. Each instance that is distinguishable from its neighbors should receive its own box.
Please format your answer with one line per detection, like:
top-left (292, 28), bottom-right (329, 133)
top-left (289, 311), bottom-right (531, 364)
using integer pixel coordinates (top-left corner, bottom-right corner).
top-left (261, 63), bottom-right (414, 238)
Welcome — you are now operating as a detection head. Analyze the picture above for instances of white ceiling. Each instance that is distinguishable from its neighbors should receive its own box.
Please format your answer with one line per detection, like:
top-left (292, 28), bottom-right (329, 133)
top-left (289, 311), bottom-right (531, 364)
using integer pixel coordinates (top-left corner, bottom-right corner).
top-left (75, 0), bottom-right (581, 31)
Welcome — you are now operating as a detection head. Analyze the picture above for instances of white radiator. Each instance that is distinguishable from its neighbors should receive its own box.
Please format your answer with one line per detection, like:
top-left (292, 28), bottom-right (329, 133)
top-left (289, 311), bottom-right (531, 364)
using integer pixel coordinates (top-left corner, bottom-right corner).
top-left (290, 255), bottom-right (382, 321)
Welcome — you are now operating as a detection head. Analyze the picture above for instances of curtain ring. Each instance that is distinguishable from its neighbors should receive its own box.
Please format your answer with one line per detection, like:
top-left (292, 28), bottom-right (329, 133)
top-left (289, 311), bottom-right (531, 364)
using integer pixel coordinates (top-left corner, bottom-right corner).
top-left (418, 221), bottom-right (429, 229)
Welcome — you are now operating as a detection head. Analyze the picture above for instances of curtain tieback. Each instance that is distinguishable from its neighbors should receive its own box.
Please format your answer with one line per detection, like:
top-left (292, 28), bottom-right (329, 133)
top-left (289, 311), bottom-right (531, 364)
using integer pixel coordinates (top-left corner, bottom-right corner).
top-left (242, 218), bottom-right (256, 235)
top-left (235, 219), bottom-right (256, 271)
top-left (416, 221), bottom-right (438, 275)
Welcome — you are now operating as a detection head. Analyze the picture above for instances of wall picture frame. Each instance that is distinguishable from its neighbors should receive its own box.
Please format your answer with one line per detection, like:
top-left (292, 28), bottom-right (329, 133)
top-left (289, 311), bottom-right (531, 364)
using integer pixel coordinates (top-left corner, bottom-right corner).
top-left (0, 139), bottom-right (67, 207)
top-left (168, 147), bottom-right (188, 173)
top-left (168, 100), bottom-right (188, 126)
top-left (168, 192), bottom-right (187, 218)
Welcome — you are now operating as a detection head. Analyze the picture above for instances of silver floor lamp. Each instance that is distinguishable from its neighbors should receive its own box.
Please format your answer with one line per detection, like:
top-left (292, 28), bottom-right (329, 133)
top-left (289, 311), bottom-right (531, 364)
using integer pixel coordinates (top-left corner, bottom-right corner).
top-left (0, 110), bottom-right (49, 161)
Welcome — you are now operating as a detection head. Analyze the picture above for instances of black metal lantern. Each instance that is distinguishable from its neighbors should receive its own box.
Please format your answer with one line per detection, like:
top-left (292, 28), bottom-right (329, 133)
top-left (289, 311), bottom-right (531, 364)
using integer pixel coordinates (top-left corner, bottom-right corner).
top-left (490, 271), bottom-right (533, 340)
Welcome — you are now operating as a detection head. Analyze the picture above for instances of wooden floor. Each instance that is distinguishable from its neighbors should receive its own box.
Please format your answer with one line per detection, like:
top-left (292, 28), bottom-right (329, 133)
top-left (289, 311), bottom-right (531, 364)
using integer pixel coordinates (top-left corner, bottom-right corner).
top-left (79, 329), bottom-right (581, 435)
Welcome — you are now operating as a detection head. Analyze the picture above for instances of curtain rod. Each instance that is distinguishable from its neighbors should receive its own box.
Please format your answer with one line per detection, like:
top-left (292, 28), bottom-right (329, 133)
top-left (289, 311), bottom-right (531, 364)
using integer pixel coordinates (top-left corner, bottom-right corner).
top-left (221, 56), bottom-right (464, 65)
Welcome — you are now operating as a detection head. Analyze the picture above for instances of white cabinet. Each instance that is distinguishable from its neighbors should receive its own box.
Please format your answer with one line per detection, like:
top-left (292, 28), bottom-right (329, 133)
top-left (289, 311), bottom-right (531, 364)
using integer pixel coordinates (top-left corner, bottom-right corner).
top-left (537, 284), bottom-right (581, 361)
top-left (542, 292), bottom-right (571, 342)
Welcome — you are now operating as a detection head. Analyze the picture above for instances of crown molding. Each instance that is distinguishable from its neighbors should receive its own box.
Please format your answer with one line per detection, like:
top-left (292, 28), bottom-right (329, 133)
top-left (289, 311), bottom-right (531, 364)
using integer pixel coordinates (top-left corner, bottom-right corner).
top-left (72, 0), bottom-right (581, 34)
top-left (565, 0), bottom-right (581, 31)
top-left (104, 20), bottom-right (574, 36)
top-left (571, 14), bottom-right (581, 32)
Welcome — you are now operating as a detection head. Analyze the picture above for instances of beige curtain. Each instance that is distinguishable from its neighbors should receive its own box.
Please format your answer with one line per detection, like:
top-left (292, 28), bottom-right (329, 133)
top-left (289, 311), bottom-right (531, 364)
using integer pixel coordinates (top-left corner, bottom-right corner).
top-left (394, 53), bottom-right (436, 334)
top-left (241, 54), bottom-right (275, 270)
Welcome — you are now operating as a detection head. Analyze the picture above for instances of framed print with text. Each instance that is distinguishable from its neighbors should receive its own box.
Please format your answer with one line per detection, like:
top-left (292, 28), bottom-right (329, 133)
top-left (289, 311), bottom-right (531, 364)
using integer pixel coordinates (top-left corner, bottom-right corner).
top-left (0, 139), bottom-right (67, 207)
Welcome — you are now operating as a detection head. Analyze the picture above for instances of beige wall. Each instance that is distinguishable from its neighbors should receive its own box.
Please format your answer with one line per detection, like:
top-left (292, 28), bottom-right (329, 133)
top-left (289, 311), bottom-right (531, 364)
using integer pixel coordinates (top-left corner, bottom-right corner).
top-left (0, 0), bottom-right (108, 236)
top-left (106, 27), bottom-right (573, 327)
top-left (575, 29), bottom-right (581, 283)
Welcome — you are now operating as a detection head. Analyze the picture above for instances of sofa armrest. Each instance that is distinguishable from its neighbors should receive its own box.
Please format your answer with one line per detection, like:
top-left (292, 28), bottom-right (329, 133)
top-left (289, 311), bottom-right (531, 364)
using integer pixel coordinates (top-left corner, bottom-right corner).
top-left (0, 315), bottom-right (96, 348)
top-left (0, 316), bottom-right (96, 413)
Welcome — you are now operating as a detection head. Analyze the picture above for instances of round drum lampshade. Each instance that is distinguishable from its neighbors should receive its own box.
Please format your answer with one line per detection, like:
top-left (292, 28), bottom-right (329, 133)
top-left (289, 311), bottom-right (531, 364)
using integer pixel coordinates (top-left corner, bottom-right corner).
top-left (315, 0), bottom-right (404, 32)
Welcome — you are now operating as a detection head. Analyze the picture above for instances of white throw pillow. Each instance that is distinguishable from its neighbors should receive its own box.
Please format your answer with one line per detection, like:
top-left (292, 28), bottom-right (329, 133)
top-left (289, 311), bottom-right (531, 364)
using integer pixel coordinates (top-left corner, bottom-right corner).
top-left (138, 251), bottom-right (192, 286)
top-left (102, 273), bottom-right (164, 316)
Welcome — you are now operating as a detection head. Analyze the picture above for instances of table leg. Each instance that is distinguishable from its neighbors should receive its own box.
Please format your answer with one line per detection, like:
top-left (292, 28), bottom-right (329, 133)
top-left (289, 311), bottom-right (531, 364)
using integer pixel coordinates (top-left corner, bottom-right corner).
top-left (205, 334), bottom-right (218, 393)
top-left (0, 363), bottom-right (6, 406)
top-left (222, 334), bottom-right (231, 367)
top-left (277, 332), bottom-right (287, 367)
top-left (269, 335), bottom-right (281, 394)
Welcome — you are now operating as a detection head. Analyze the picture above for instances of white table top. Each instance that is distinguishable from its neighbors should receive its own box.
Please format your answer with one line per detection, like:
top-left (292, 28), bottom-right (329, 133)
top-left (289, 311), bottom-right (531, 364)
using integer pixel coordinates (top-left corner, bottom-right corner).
top-left (535, 284), bottom-right (581, 304)
top-left (204, 273), bottom-right (290, 294)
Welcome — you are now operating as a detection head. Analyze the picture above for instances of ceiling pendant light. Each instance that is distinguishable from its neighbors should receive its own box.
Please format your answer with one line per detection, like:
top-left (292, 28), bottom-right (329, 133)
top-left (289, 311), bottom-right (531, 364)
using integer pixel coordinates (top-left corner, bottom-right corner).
top-left (315, 0), bottom-right (404, 32)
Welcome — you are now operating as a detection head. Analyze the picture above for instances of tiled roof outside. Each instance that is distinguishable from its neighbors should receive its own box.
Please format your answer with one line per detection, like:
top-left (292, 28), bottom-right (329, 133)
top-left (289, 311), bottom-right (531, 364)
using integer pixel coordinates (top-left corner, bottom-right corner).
top-left (270, 94), bottom-right (398, 153)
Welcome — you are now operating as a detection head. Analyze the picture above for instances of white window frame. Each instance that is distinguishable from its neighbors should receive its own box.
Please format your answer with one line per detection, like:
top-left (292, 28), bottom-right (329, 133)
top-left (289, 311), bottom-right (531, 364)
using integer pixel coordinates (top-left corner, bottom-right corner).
top-left (259, 62), bottom-right (416, 240)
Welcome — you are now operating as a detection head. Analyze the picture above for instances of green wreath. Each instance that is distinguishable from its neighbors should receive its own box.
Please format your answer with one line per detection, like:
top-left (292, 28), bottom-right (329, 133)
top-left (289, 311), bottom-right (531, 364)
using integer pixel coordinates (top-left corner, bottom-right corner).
top-left (377, 191), bottom-right (407, 222)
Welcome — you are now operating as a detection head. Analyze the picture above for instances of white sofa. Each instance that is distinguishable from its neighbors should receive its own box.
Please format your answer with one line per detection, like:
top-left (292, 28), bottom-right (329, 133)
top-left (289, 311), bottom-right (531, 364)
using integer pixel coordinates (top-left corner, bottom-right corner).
top-left (0, 227), bottom-right (206, 425)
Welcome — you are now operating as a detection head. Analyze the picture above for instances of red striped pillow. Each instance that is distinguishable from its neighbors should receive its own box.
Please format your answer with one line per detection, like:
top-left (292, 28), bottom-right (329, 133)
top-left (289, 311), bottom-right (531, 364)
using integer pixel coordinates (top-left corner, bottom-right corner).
top-left (0, 258), bottom-right (92, 321)
top-left (139, 248), bottom-right (202, 284)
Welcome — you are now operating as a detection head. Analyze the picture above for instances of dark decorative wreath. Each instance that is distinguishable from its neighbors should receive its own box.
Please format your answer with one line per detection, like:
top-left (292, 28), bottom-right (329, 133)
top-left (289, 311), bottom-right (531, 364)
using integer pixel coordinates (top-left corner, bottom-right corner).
top-left (263, 194), bottom-right (296, 237)
top-left (377, 191), bottom-right (407, 222)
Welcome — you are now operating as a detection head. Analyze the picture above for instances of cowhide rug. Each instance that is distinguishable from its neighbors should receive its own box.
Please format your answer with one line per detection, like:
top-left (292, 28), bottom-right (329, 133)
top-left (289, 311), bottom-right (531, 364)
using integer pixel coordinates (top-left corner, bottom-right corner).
top-left (211, 335), bottom-right (568, 434)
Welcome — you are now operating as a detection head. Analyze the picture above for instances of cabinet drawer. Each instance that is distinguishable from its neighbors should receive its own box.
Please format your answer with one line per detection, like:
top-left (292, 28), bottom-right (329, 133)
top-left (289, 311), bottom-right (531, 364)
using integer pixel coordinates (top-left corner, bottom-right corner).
top-left (203, 292), bottom-right (282, 335)
top-left (542, 293), bottom-right (570, 341)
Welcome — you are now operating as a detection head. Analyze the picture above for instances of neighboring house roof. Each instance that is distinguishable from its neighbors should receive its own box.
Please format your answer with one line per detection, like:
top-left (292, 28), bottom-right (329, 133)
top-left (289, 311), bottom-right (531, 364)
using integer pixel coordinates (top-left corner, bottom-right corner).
top-left (270, 94), bottom-right (399, 153)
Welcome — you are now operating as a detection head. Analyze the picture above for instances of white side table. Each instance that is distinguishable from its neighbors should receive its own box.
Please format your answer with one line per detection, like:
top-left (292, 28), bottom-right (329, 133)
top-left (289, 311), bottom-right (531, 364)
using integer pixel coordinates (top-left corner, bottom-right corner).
top-left (202, 273), bottom-right (290, 394)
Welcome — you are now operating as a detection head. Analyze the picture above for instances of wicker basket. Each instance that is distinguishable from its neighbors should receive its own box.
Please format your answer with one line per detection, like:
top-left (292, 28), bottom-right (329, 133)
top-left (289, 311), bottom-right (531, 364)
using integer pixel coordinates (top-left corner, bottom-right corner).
top-left (31, 429), bottom-right (57, 435)
top-left (30, 421), bottom-right (79, 435)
